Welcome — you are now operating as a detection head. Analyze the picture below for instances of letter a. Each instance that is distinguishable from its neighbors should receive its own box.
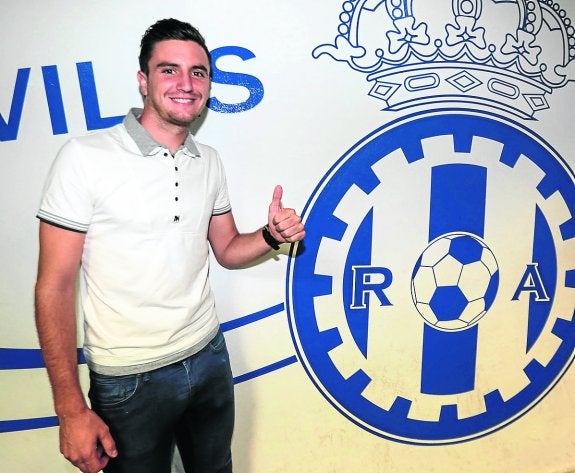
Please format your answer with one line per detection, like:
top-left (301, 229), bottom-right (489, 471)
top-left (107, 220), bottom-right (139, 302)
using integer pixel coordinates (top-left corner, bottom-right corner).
top-left (512, 263), bottom-right (550, 302)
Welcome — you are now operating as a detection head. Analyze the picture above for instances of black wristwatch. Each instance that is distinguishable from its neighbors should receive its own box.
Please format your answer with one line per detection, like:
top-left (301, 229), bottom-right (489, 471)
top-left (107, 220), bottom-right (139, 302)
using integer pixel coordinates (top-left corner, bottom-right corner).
top-left (262, 224), bottom-right (281, 250)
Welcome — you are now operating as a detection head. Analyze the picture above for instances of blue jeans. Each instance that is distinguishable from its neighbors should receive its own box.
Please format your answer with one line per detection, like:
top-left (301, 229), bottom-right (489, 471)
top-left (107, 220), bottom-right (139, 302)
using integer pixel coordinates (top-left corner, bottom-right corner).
top-left (88, 330), bottom-right (234, 473)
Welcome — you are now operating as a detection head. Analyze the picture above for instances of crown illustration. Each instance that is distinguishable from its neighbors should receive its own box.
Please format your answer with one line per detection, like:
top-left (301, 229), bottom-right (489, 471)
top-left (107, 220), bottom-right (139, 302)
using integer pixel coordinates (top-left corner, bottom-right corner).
top-left (313, 0), bottom-right (575, 119)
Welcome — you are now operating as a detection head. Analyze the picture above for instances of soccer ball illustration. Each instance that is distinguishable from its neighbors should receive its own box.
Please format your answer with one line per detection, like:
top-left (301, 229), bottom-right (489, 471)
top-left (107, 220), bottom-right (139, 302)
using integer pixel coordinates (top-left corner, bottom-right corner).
top-left (411, 233), bottom-right (499, 331)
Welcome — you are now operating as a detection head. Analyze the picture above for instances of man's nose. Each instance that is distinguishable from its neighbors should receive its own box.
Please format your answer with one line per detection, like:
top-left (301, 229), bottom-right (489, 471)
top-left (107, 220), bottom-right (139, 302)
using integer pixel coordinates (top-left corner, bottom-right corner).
top-left (177, 73), bottom-right (194, 92)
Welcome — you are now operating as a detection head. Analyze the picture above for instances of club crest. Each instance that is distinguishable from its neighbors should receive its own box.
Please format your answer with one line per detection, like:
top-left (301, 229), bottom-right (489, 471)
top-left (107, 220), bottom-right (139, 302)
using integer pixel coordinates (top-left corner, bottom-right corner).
top-left (288, 0), bottom-right (575, 444)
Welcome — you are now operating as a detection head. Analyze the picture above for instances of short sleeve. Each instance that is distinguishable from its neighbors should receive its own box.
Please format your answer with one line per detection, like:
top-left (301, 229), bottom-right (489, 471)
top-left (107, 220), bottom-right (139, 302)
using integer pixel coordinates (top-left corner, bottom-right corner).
top-left (211, 149), bottom-right (231, 216)
top-left (37, 139), bottom-right (93, 232)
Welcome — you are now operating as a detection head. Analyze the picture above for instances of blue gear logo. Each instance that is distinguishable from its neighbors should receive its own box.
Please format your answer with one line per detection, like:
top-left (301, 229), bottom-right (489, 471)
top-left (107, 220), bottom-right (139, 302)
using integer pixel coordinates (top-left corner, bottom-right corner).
top-left (411, 232), bottom-right (499, 332)
top-left (286, 110), bottom-right (575, 444)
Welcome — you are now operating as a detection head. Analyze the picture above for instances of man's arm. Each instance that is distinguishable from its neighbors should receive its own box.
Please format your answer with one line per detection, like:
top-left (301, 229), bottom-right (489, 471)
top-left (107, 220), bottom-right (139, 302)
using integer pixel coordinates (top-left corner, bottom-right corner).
top-left (35, 222), bottom-right (117, 473)
top-left (208, 185), bottom-right (305, 269)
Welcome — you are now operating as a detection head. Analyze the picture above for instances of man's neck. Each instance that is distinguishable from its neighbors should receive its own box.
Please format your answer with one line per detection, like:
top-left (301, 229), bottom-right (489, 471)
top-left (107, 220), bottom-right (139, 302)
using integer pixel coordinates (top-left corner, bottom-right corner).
top-left (139, 111), bottom-right (189, 154)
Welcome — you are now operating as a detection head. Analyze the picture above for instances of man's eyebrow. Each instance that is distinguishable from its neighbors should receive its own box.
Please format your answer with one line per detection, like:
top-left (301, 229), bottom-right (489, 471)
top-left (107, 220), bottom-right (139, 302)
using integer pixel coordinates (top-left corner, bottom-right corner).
top-left (191, 64), bottom-right (209, 72)
top-left (155, 62), bottom-right (179, 69)
top-left (155, 62), bottom-right (209, 72)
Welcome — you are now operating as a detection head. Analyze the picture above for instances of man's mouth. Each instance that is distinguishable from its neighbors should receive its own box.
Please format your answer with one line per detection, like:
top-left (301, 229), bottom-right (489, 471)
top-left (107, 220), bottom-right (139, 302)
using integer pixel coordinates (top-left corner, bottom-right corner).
top-left (170, 97), bottom-right (197, 104)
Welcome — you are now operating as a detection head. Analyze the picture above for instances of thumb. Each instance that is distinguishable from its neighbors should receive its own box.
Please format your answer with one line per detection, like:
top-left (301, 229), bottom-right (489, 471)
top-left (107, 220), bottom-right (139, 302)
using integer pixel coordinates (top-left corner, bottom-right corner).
top-left (269, 185), bottom-right (283, 216)
top-left (99, 431), bottom-right (118, 458)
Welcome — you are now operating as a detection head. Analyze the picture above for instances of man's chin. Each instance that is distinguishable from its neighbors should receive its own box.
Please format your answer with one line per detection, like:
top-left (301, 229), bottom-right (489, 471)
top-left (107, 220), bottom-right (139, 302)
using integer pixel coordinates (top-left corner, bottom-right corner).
top-left (167, 115), bottom-right (198, 128)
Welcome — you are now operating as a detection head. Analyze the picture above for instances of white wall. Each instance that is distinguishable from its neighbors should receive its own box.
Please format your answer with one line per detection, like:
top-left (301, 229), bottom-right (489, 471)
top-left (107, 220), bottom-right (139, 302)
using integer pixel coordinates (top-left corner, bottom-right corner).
top-left (1, 1), bottom-right (575, 472)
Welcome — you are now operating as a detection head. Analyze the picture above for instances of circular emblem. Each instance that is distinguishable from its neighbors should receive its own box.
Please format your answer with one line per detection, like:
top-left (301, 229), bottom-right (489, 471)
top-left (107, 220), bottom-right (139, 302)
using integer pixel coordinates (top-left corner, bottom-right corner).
top-left (287, 110), bottom-right (575, 444)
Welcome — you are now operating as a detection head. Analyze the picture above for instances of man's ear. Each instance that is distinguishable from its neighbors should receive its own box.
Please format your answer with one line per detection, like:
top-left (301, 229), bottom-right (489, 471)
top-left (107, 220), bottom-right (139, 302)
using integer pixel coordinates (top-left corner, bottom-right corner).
top-left (137, 70), bottom-right (148, 97)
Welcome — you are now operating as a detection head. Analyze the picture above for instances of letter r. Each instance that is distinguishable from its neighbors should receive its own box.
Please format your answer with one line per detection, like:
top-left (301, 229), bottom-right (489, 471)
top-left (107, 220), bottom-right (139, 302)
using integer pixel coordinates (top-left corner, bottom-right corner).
top-left (351, 266), bottom-right (393, 309)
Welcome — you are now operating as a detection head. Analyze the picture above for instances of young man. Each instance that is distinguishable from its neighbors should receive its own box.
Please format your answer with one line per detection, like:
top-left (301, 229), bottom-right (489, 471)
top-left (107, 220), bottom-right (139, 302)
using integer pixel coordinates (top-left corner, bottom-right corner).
top-left (35, 18), bottom-right (305, 473)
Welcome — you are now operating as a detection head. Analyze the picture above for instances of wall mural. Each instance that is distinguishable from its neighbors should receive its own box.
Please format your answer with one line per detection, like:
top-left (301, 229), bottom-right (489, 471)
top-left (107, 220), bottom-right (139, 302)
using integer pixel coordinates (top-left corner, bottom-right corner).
top-left (1, 2), bottom-right (574, 471)
top-left (288, 0), bottom-right (575, 444)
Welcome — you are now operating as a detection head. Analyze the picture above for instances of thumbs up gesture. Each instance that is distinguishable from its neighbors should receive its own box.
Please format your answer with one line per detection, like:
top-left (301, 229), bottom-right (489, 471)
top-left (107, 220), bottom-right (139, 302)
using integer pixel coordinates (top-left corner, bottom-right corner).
top-left (267, 185), bottom-right (305, 245)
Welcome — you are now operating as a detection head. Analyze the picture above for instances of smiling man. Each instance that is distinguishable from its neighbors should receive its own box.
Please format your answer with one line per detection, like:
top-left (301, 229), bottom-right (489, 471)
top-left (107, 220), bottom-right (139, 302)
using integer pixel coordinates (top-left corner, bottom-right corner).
top-left (137, 38), bottom-right (210, 146)
top-left (34, 18), bottom-right (305, 473)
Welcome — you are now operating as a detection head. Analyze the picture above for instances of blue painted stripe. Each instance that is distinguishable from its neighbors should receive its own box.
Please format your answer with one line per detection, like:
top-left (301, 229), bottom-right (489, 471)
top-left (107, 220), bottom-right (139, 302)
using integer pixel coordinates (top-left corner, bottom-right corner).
top-left (0, 348), bottom-right (45, 370)
top-left (429, 164), bottom-right (486, 238)
top-left (220, 303), bottom-right (285, 331)
top-left (0, 356), bottom-right (300, 433)
top-left (527, 206), bottom-right (556, 351)
top-left (0, 416), bottom-right (58, 433)
top-left (422, 164), bottom-right (486, 395)
top-left (343, 210), bottom-right (374, 357)
top-left (1, 305), bottom-right (286, 370)
top-left (0, 348), bottom-right (85, 370)
top-left (1, 303), bottom-right (297, 433)
top-left (233, 356), bottom-right (298, 384)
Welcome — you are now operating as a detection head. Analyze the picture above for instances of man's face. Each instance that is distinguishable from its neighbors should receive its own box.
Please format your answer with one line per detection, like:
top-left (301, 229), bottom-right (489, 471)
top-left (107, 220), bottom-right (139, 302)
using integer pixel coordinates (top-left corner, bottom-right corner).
top-left (137, 39), bottom-right (211, 128)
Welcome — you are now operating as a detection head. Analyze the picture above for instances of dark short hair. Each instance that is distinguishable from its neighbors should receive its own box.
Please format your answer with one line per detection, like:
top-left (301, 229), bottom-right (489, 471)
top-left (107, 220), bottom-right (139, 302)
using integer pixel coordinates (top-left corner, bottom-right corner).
top-left (139, 18), bottom-right (212, 76)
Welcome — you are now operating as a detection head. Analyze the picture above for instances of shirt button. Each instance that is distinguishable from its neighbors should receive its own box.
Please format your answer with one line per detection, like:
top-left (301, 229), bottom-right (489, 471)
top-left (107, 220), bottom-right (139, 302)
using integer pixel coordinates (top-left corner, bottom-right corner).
top-left (175, 182), bottom-right (179, 187)
top-left (175, 197), bottom-right (179, 201)
top-left (175, 167), bottom-right (178, 171)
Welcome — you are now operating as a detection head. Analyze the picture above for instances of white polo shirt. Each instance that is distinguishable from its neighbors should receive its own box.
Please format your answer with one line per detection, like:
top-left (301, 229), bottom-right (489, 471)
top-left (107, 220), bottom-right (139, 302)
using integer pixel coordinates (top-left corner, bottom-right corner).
top-left (37, 109), bottom-right (231, 375)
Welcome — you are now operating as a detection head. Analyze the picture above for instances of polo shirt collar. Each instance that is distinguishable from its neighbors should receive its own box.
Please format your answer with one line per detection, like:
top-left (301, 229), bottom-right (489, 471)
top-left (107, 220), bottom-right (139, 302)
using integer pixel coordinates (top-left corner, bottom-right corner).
top-left (123, 108), bottom-right (201, 158)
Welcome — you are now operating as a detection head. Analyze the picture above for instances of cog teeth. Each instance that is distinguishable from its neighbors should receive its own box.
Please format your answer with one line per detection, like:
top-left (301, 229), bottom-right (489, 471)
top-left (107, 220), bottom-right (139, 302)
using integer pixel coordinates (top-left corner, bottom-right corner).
top-left (314, 293), bottom-right (345, 332)
top-left (315, 236), bottom-right (346, 278)
top-left (362, 377), bottom-right (398, 412)
top-left (327, 343), bottom-right (364, 380)
top-left (552, 286), bottom-right (575, 320)
top-left (332, 184), bottom-right (373, 224)
top-left (406, 396), bottom-right (444, 422)
top-left (529, 330), bottom-right (562, 369)
top-left (541, 187), bottom-right (572, 229)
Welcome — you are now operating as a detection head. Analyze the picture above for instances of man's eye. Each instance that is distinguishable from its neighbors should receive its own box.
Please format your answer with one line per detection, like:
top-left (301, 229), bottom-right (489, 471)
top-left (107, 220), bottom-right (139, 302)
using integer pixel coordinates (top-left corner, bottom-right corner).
top-left (193, 70), bottom-right (207, 78)
top-left (162, 68), bottom-right (175, 75)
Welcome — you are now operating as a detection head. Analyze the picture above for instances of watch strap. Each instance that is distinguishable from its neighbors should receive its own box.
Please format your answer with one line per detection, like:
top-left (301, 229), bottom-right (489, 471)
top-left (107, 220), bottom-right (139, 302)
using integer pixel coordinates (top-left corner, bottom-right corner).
top-left (262, 224), bottom-right (281, 250)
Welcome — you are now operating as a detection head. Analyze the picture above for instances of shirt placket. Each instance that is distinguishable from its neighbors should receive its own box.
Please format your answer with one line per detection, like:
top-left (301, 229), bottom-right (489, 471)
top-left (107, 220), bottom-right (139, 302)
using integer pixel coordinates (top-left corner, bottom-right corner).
top-left (162, 149), bottom-right (182, 224)
top-left (172, 151), bottom-right (182, 223)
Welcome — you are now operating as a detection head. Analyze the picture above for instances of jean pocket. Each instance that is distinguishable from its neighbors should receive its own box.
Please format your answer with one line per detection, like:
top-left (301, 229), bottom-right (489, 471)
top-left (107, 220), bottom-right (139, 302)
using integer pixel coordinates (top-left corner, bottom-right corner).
top-left (88, 372), bottom-right (141, 408)
top-left (208, 329), bottom-right (227, 353)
